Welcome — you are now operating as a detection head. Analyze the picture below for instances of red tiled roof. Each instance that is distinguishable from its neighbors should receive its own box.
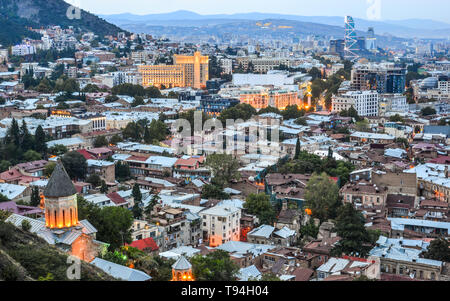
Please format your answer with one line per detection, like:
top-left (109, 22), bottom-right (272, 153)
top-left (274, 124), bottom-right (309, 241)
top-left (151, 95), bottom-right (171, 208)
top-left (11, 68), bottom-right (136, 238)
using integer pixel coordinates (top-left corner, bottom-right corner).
top-left (106, 192), bottom-right (128, 206)
top-left (87, 147), bottom-right (113, 155)
top-left (175, 157), bottom-right (203, 167)
top-left (127, 237), bottom-right (159, 252)
top-left (428, 156), bottom-right (450, 165)
top-left (77, 149), bottom-right (95, 160)
top-left (0, 168), bottom-right (23, 181)
top-left (292, 267), bottom-right (314, 281)
top-left (126, 155), bottom-right (149, 162)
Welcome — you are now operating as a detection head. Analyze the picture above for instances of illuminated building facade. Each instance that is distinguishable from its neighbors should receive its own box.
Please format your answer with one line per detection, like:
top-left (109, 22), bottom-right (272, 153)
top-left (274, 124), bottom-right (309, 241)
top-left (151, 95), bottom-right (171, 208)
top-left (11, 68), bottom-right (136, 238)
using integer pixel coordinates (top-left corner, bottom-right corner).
top-left (171, 256), bottom-right (194, 281)
top-left (44, 163), bottom-right (79, 229)
top-left (239, 87), bottom-right (300, 110)
top-left (201, 205), bottom-right (241, 247)
top-left (138, 64), bottom-right (185, 88)
top-left (139, 51), bottom-right (209, 89)
top-left (41, 162), bottom-right (103, 262)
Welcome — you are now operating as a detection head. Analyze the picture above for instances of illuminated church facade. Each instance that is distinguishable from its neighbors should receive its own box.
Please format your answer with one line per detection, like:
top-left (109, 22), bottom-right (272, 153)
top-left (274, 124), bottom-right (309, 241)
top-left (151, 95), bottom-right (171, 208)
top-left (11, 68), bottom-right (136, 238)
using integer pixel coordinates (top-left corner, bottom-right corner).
top-left (6, 162), bottom-right (106, 262)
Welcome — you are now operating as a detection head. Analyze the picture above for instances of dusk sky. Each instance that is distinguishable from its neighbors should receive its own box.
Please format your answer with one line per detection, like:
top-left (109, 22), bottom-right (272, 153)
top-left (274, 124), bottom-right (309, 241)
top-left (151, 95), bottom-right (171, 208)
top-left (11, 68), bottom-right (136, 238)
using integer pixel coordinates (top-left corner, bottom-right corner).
top-left (68, 0), bottom-right (450, 23)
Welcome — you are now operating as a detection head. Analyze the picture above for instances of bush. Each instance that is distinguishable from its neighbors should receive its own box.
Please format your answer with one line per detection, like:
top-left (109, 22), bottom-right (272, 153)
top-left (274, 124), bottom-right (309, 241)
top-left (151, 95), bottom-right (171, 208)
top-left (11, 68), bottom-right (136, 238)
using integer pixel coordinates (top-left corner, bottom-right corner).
top-left (21, 220), bottom-right (31, 232)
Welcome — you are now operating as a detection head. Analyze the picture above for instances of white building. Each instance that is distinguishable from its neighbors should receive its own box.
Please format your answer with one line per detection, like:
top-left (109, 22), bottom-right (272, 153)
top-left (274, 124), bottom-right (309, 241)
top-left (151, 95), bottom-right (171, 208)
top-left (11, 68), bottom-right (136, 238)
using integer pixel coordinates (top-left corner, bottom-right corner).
top-left (12, 44), bottom-right (36, 56)
top-left (200, 205), bottom-right (241, 247)
top-left (379, 94), bottom-right (408, 116)
top-left (332, 90), bottom-right (379, 116)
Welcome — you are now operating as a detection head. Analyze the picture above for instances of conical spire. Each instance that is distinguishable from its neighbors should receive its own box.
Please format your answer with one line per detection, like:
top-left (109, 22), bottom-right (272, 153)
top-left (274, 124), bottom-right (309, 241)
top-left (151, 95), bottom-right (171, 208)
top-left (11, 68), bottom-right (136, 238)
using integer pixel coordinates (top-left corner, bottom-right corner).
top-left (172, 255), bottom-right (192, 271)
top-left (43, 162), bottom-right (77, 198)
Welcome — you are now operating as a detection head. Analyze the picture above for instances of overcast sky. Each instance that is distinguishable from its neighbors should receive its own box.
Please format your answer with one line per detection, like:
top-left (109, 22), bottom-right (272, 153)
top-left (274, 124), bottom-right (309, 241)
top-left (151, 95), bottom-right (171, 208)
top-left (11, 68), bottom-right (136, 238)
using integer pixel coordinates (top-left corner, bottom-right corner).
top-left (67, 0), bottom-right (450, 23)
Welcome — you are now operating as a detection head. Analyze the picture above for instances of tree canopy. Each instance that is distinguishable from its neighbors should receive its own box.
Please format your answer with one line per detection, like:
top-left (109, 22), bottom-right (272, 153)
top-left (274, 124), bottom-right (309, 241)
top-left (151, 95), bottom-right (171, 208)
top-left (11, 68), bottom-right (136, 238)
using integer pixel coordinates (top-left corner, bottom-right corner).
top-left (191, 250), bottom-right (240, 281)
top-left (331, 203), bottom-right (376, 258)
top-left (244, 193), bottom-right (277, 225)
top-left (304, 172), bottom-right (342, 222)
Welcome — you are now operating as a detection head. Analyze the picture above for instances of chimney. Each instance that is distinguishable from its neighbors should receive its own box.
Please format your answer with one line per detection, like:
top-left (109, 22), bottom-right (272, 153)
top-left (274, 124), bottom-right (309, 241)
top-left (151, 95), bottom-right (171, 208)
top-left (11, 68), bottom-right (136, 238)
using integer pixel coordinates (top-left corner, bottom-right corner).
top-left (282, 200), bottom-right (287, 211)
top-left (445, 166), bottom-right (449, 179)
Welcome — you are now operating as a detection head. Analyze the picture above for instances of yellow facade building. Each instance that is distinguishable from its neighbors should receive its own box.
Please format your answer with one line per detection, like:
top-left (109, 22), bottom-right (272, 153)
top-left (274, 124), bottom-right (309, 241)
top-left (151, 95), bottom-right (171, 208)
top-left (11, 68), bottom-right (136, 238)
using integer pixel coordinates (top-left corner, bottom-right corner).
top-left (139, 51), bottom-right (209, 89)
top-left (239, 87), bottom-right (301, 110)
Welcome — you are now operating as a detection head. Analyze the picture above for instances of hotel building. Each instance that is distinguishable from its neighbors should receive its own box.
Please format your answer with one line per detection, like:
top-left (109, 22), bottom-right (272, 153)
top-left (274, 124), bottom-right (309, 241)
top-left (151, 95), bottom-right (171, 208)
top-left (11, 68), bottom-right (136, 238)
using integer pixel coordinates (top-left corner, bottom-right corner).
top-left (138, 51), bottom-right (209, 89)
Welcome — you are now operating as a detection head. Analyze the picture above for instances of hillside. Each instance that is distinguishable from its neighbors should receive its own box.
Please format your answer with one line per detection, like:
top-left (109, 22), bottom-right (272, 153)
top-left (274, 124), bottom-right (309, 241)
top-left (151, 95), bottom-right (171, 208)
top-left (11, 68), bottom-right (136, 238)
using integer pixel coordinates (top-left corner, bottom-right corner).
top-left (0, 0), bottom-right (125, 46)
top-left (0, 214), bottom-right (116, 281)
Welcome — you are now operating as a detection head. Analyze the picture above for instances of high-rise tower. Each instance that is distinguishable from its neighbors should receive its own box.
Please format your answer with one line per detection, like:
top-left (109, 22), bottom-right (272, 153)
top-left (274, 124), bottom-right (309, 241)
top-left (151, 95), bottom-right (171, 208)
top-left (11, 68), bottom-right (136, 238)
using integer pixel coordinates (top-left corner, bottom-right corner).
top-left (366, 27), bottom-right (377, 51)
top-left (344, 16), bottom-right (359, 61)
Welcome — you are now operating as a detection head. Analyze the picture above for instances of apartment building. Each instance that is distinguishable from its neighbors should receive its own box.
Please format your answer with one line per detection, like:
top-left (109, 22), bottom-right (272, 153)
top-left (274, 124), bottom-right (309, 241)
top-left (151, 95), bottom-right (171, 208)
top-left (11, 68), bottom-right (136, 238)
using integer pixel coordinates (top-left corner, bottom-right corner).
top-left (332, 90), bottom-right (379, 116)
top-left (201, 205), bottom-right (241, 247)
top-left (139, 51), bottom-right (208, 89)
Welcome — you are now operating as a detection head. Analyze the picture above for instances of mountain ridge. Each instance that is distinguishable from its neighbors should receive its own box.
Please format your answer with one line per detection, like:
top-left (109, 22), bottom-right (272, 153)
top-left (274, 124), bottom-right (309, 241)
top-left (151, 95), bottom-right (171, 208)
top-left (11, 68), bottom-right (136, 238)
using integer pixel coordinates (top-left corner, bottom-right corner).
top-left (0, 0), bottom-right (126, 46)
top-left (100, 10), bottom-right (450, 39)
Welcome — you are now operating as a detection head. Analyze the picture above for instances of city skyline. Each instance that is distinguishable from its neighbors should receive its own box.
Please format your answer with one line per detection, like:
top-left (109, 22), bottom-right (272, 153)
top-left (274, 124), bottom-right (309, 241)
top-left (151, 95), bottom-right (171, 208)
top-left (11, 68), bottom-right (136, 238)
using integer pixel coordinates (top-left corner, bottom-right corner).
top-left (67, 0), bottom-right (450, 24)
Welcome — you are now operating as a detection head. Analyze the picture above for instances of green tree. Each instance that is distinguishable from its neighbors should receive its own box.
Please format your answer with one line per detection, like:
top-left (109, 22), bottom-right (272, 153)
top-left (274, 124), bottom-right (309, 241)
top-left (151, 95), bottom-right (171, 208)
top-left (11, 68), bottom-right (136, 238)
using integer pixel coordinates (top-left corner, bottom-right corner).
top-left (421, 237), bottom-right (450, 262)
top-left (206, 154), bottom-right (240, 188)
top-left (132, 96), bottom-right (145, 107)
top-left (132, 183), bottom-right (142, 203)
top-left (86, 174), bottom-right (102, 187)
top-left (295, 117), bottom-right (308, 126)
top-left (34, 125), bottom-right (47, 155)
top-left (132, 183), bottom-right (143, 219)
top-left (61, 151), bottom-right (87, 180)
top-left (100, 180), bottom-right (108, 194)
top-left (281, 105), bottom-right (304, 120)
top-left (48, 144), bottom-right (68, 156)
top-left (93, 136), bottom-right (108, 147)
top-left (144, 193), bottom-right (160, 216)
top-left (135, 255), bottom-right (175, 281)
top-left (44, 162), bottom-right (56, 177)
top-left (101, 250), bottom-right (128, 266)
top-left (244, 194), bottom-right (277, 225)
top-left (219, 103), bottom-right (256, 122)
top-left (294, 138), bottom-right (301, 159)
top-left (21, 219), bottom-right (31, 231)
top-left (331, 203), bottom-right (376, 258)
top-left (23, 150), bottom-right (41, 162)
top-left (30, 186), bottom-right (41, 207)
top-left (355, 119), bottom-right (370, 132)
top-left (77, 196), bottom-right (133, 250)
top-left (258, 273), bottom-right (281, 281)
top-left (20, 120), bottom-right (34, 152)
top-left (300, 219), bottom-right (319, 239)
top-left (0, 160), bottom-right (11, 172)
top-left (421, 106), bottom-right (437, 116)
top-left (115, 161), bottom-right (131, 181)
top-left (304, 173), bottom-right (341, 222)
top-left (201, 184), bottom-right (231, 200)
top-left (145, 86), bottom-right (162, 98)
top-left (109, 134), bottom-right (123, 145)
top-left (389, 114), bottom-right (404, 123)
top-left (0, 193), bottom-right (10, 203)
top-left (257, 106), bottom-right (281, 115)
top-left (191, 250), bottom-right (240, 281)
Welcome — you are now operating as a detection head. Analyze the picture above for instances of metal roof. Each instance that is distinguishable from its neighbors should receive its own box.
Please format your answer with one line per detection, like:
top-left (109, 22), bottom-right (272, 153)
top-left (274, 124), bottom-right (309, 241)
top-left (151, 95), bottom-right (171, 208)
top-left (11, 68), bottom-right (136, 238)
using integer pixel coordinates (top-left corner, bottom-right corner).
top-left (248, 225), bottom-right (275, 238)
top-left (238, 265), bottom-right (261, 281)
top-left (172, 256), bottom-right (192, 271)
top-left (91, 258), bottom-right (152, 281)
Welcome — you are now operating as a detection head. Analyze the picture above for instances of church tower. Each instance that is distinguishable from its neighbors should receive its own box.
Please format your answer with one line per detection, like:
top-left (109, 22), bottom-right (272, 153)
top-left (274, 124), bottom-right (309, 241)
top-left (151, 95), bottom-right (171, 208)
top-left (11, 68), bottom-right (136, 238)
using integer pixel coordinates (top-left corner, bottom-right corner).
top-left (43, 162), bottom-right (78, 229)
top-left (171, 256), bottom-right (194, 281)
